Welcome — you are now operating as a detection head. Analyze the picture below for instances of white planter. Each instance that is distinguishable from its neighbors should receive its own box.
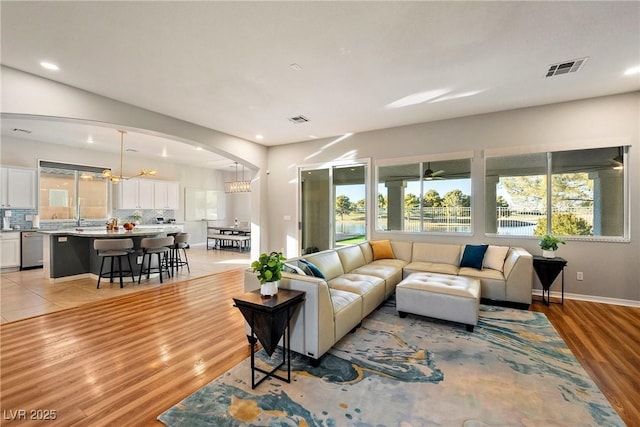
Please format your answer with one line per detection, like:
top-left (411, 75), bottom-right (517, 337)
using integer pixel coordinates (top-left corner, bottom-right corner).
top-left (542, 250), bottom-right (555, 259)
top-left (261, 281), bottom-right (278, 297)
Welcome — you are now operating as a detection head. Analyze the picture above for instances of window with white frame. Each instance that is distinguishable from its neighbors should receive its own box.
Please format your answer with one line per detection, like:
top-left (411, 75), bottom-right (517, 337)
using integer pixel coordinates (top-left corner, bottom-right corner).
top-left (39, 161), bottom-right (109, 222)
top-left (376, 157), bottom-right (472, 233)
top-left (485, 146), bottom-right (628, 239)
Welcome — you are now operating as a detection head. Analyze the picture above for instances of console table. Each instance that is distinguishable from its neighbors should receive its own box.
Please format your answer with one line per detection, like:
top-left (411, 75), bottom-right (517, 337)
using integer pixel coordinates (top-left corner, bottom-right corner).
top-left (533, 256), bottom-right (567, 306)
top-left (233, 289), bottom-right (304, 389)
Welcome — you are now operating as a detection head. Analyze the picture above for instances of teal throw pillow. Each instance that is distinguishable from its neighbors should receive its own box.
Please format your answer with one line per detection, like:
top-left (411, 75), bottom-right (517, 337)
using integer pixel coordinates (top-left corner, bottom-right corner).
top-left (460, 244), bottom-right (489, 270)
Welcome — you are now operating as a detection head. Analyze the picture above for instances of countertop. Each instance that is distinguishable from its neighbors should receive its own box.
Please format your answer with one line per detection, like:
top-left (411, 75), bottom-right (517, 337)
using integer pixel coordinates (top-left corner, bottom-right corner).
top-left (38, 225), bottom-right (183, 237)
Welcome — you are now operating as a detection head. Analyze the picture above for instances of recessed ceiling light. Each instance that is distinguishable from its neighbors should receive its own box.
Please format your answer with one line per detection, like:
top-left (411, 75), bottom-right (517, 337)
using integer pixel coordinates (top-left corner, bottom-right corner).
top-left (255, 134), bottom-right (264, 140)
top-left (196, 146), bottom-right (203, 151)
top-left (308, 135), bottom-right (318, 139)
top-left (40, 61), bottom-right (59, 71)
top-left (290, 63), bottom-right (303, 71)
top-left (624, 65), bottom-right (640, 75)
top-left (86, 137), bottom-right (94, 144)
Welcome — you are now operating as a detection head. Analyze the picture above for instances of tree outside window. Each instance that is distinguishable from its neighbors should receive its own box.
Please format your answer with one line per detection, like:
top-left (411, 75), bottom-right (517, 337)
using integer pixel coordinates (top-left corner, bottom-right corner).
top-left (486, 146), bottom-right (627, 238)
top-left (377, 158), bottom-right (472, 233)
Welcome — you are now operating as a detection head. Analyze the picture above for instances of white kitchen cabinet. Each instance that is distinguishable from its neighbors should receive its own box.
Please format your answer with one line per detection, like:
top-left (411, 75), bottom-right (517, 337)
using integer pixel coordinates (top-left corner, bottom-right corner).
top-left (116, 179), bottom-right (154, 209)
top-left (153, 180), bottom-right (179, 210)
top-left (1, 232), bottom-right (21, 268)
top-left (0, 166), bottom-right (37, 209)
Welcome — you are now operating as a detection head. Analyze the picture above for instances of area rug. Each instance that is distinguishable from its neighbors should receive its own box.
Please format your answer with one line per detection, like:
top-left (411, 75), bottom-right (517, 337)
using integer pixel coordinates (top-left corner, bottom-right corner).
top-left (158, 300), bottom-right (624, 426)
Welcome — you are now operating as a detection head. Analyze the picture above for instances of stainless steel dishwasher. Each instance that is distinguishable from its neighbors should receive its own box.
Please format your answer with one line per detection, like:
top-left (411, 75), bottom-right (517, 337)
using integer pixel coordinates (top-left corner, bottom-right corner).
top-left (21, 231), bottom-right (43, 269)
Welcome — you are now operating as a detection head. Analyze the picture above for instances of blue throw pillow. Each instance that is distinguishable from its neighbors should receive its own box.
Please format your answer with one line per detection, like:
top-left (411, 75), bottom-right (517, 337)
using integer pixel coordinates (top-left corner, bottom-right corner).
top-left (460, 244), bottom-right (489, 270)
top-left (299, 259), bottom-right (325, 279)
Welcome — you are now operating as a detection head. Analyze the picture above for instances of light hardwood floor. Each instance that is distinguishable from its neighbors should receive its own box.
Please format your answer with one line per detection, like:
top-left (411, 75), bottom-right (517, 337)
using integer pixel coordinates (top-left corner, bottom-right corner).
top-left (1, 255), bottom-right (638, 426)
top-left (0, 245), bottom-right (250, 323)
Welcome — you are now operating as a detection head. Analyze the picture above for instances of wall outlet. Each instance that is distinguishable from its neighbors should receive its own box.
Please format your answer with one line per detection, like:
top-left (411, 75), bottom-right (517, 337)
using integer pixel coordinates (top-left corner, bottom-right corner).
top-left (576, 271), bottom-right (584, 281)
top-left (137, 256), bottom-right (143, 265)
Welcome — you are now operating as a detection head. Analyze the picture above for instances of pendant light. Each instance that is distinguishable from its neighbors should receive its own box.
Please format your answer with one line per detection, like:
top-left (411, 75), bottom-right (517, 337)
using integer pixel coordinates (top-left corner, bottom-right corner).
top-left (224, 162), bottom-right (251, 193)
top-left (103, 130), bottom-right (157, 183)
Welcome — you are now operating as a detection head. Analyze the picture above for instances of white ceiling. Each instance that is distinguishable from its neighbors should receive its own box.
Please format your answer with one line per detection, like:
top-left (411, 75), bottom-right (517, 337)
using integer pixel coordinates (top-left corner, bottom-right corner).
top-left (1, 1), bottom-right (639, 166)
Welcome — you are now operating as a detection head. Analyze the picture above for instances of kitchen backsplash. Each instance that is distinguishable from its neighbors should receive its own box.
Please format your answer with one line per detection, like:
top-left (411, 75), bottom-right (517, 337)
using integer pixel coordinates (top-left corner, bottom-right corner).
top-left (113, 209), bottom-right (176, 224)
top-left (0, 208), bottom-right (176, 231)
top-left (0, 208), bottom-right (37, 230)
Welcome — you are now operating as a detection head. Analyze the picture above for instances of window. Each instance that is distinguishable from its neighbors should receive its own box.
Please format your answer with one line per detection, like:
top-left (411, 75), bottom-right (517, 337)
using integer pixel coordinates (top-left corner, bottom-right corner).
top-left (377, 157), bottom-right (472, 233)
top-left (300, 162), bottom-right (368, 253)
top-left (40, 161), bottom-right (109, 222)
top-left (485, 146), bottom-right (628, 239)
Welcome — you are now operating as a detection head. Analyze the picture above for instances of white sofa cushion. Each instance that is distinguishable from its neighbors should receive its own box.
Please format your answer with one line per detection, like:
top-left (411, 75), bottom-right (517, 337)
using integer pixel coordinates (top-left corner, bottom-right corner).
top-left (359, 242), bottom-right (373, 264)
top-left (412, 242), bottom-right (462, 265)
top-left (329, 288), bottom-right (363, 341)
top-left (404, 261), bottom-right (459, 277)
top-left (329, 273), bottom-right (385, 317)
top-left (304, 250), bottom-right (345, 281)
top-left (352, 259), bottom-right (406, 298)
top-left (337, 245), bottom-right (367, 273)
top-left (483, 245), bottom-right (510, 272)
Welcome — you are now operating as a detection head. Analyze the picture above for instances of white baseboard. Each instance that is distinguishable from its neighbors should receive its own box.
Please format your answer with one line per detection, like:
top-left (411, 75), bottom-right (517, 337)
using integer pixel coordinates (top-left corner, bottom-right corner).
top-left (532, 289), bottom-right (640, 308)
top-left (49, 273), bottom-right (92, 284)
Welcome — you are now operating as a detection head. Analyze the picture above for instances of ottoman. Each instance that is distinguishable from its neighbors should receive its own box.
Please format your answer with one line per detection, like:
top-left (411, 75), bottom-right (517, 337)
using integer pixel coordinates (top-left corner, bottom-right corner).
top-left (396, 272), bottom-right (481, 332)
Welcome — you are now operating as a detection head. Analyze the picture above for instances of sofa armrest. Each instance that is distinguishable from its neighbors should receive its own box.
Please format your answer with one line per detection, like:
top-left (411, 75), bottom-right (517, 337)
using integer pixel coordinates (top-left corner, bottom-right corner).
top-left (278, 272), bottom-right (336, 360)
top-left (503, 247), bottom-right (533, 304)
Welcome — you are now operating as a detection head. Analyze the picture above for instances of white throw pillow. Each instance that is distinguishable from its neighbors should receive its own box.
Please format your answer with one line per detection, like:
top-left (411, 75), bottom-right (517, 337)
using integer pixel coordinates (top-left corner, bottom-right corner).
top-left (283, 262), bottom-right (306, 275)
top-left (483, 245), bottom-right (510, 272)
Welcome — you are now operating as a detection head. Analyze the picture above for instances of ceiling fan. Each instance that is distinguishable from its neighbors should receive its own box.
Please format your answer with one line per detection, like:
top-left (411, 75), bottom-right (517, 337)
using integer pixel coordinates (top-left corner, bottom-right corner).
top-left (610, 147), bottom-right (624, 170)
top-left (423, 162), bottom-right (445, 180)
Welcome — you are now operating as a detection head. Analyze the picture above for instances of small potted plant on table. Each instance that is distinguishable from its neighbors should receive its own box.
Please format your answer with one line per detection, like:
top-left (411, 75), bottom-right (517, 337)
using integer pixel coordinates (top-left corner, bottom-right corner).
top-left (251, 251), bottom-right (285, 297)
top-left (539, 234), bottom-right (565, 258)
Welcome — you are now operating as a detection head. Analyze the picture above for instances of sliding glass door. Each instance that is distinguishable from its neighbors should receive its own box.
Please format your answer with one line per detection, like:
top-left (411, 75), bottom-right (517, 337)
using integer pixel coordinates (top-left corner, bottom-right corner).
top-left (299, 162), bottom-right (367, 254)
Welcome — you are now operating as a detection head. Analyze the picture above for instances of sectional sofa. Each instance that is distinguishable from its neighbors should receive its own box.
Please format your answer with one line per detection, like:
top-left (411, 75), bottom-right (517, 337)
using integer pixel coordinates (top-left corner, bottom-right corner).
top-left (244, 240), bottom-right (532, 364)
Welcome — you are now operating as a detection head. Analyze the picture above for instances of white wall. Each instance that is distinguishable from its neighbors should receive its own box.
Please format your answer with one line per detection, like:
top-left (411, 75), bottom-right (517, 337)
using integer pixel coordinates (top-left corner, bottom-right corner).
top-left (267, 92), bottom-right (640, 303)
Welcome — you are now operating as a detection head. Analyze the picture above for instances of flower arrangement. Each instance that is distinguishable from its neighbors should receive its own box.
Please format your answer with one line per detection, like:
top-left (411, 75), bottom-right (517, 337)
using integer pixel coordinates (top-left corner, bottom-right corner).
top-left (539, 234), bottom-right (565, 251)
top-left (251, 251), bottom-right (285, 284)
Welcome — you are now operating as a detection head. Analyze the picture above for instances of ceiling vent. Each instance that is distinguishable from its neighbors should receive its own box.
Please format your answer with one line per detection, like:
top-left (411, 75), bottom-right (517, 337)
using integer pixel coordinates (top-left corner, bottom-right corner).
top-left (12, 128), bottom-right (32, 134)
top-left (546, 57), bottom-right (588, 77)
top-left (289, 115), bottom-right (309, 124)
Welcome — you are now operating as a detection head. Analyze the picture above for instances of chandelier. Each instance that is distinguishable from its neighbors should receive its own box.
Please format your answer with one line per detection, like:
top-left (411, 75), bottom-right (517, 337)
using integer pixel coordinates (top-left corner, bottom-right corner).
top-left (224, 162), bottom-right (251, 193)
top-left (103, 130), bottom-right (157, 183)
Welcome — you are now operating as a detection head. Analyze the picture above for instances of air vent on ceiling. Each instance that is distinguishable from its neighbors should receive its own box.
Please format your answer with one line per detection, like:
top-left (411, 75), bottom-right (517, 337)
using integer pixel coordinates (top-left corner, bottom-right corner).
top-left (289, 115), bottom-right (309, 124)
top-left (546, 57), bottom-right (589, 77)
top-left (12, 128), bottom-right (32, 134)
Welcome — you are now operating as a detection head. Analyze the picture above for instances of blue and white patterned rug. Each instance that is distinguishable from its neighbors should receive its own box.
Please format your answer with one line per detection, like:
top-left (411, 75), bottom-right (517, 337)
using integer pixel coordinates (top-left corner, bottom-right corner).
top-left (158, 300), bottom-right (624, 426)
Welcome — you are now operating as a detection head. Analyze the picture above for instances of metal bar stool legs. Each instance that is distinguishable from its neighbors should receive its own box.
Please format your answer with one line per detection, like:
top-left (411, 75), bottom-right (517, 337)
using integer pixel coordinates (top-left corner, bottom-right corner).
top-left (94, 238), bottom-right (135, 289)
top-left (138, 236), bottom-right (174, 284)
top-left (169, 233), bottom-right (190, 275)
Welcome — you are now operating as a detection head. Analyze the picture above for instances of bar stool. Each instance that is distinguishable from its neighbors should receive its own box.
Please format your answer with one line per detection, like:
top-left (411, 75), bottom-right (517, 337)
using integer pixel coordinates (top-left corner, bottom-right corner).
top-left (138, 236), bottom-right (174, 284)
top-left (94, 238), bottom-right (135, 289)
top-left (169, 232), bottom-right (190, 274)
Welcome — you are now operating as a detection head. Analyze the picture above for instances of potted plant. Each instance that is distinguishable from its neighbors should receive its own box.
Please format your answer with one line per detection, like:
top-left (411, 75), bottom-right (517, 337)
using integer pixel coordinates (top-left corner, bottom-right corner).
top-left (251, 251), bottom-right (285, 297)
top-left (539, 234), bottom-right (565, 258)
top-left (129, 211), bottom-right (143, 225)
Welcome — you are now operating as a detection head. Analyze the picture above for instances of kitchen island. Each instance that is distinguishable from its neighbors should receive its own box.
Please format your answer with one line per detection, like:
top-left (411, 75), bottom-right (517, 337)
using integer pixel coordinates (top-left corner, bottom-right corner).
top-left (40, 226), bottom-right (183, 282)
